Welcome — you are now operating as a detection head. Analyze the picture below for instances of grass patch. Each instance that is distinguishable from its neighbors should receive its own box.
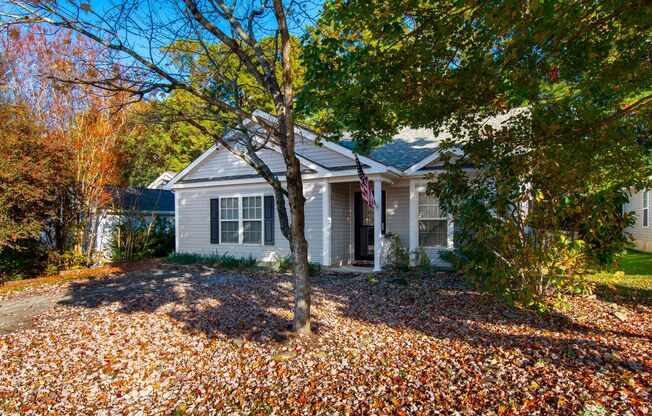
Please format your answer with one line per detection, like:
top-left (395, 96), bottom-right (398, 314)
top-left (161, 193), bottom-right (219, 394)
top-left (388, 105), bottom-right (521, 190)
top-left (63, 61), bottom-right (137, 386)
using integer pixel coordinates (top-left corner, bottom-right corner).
top-left (616, 250), bottom-right (652, 275)
top-left (588, 250), bottom-right (652, 306)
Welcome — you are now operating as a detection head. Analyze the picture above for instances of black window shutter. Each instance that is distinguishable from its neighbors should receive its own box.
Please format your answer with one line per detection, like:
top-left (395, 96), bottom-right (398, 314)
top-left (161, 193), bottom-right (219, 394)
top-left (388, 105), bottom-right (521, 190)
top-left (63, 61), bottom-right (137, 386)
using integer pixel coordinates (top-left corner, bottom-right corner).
top-left (210, 198), bottom-right (219, 244)
top-left (264, 195), bottom-right (275, 245)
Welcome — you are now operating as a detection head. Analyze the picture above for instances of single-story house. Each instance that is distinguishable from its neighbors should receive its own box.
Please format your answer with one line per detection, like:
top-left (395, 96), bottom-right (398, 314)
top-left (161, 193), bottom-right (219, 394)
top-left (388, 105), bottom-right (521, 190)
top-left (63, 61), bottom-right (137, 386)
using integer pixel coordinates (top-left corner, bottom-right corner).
top-left (167, 110), bottom-right (515, 271)
top-left (623, 189), bottom-right (652, 252)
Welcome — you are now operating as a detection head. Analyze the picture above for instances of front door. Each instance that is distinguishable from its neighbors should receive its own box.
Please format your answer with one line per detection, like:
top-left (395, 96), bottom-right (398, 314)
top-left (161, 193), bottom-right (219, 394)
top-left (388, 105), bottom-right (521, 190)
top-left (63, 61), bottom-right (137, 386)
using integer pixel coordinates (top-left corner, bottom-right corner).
top-left (354, 191), bottom-right (386, 262)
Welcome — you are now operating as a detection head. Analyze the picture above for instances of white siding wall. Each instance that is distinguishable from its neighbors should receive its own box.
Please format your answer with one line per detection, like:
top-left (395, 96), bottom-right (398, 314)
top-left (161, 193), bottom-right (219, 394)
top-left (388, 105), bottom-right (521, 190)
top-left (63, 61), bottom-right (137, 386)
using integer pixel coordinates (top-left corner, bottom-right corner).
top-left (185, 148), bottom-right (290, 180)
top-left (409, 179), bottom-right (454, 268)
top-left (186, 143), bottom-right (350, 182)
top-left (624, 189), bottom-right (652, 252)
top-left (330, 183), bottom-right (352, 265)
top-left (176, 181), bottom-right (323, 263)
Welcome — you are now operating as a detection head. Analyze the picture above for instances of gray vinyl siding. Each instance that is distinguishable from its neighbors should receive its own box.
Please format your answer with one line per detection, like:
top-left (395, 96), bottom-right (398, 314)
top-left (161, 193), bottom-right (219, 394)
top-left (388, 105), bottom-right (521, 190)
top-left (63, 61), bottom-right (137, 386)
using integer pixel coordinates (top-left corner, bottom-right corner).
top-left (176, 181), bottom-right (323, 263)
top-left (385, 185), bottom-right (410, 247)
top-left (624, 189), bottom-right (652, 252)
top-left (296, 139), bottom-right (355, 168)
top-left (185, 148), bottom-right (290, 181)
top-left (187, 143), bottom-right (354, 183)
top-left (331, 183), bottom-right (352, 265)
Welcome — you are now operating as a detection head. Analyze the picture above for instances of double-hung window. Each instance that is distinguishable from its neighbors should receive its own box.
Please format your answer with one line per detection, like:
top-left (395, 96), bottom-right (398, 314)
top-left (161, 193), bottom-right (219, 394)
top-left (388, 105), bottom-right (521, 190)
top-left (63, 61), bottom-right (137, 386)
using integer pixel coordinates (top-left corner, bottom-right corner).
top-left (644, 191), bottom-right (649, 227)
top-left (220, 197), bottom-right (239, 243)
top-left (242, 196), bottom-right (262, 244)
top-left (216, 196), bottom-right (265, 244)
top-left (418, 192), bottom-right (449, 247)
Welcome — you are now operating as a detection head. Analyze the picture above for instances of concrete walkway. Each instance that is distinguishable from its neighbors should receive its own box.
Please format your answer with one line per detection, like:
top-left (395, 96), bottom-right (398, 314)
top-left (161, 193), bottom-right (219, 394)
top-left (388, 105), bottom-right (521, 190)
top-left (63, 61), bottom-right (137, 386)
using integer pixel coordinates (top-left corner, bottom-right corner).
top-left (0, 290), bottom-right (72, 335)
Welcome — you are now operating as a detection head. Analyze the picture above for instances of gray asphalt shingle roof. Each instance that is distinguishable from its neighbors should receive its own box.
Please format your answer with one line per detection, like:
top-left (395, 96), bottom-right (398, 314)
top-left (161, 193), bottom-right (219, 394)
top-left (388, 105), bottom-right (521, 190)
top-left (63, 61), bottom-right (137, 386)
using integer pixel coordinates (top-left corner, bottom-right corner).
top-left (339, 127), bottom-right (449, 171)
top-left (111, 187), bottom-right (175, 213)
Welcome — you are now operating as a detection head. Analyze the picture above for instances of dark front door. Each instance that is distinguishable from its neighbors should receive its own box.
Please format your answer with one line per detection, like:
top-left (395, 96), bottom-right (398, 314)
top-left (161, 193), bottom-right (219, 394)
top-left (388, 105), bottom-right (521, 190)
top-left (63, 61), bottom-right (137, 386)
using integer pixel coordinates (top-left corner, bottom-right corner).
top-left (354, 191), bottom-right (386, 262)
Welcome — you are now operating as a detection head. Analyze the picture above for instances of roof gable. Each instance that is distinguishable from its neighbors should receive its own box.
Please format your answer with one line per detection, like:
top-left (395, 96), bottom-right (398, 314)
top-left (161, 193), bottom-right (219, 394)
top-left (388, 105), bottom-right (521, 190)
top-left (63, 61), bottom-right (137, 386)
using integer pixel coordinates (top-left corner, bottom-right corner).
top-left (340, 127), bottom-right (447, 171)
top-left (176, 146), bottom-right (316, 185)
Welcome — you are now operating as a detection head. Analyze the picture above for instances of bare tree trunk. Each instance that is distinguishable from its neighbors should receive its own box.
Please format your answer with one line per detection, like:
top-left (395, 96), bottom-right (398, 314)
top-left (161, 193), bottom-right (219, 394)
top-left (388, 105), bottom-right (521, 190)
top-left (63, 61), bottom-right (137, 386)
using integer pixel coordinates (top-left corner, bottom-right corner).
top-left (273, 0), bottom-right (311, 335)
top-left (286, 166), bottom-right (311, 335)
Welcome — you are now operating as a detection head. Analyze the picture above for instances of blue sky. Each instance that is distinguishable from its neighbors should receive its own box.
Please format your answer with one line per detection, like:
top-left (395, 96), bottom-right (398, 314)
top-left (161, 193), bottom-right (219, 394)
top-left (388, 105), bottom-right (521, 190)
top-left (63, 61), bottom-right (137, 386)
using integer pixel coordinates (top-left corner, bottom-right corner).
top-left (65, 0), bottom-right (323, 65)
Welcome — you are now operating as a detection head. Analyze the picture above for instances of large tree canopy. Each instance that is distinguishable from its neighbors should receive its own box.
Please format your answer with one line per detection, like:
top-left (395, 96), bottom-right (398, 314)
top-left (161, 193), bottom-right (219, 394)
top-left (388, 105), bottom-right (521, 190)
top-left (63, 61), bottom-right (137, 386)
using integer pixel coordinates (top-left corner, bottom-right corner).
top-left (302, 0), bottom-right (652, 309)
top-left (302, 0), bottom-right (651, 158)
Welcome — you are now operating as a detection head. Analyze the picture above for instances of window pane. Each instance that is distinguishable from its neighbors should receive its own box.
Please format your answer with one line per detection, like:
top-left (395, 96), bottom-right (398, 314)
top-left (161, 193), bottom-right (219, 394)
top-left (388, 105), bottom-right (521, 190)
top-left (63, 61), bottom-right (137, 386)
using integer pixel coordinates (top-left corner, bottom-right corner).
top-left (242, 196), bottom-right (262, 219)
top-left (418, 220), bottom-right (448, 247)
top-left (645, 211), bottom-right (649, 227)
top-left (243, 221), bottom-right (262, 244)
top-left (221, 220), bottom-right (239, 243)
top-left (645, 191), bottom-right (649, 227)
top-left (418, 192), bottom-right (442, 219)
top-left (220, 198), bottom-right (239, 220)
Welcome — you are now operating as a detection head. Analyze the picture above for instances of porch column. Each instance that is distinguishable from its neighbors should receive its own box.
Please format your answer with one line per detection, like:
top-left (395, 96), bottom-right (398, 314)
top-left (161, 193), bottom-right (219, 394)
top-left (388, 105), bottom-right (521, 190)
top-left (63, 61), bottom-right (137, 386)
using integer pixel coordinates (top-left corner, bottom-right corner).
top-left (174, 191), bottom-right (180, 253)
top-left (373, 180), bottom-right (383, 272)
top-left (408, 180), bottom-right (417, 264)
top-left (322, 180), bottom-right (331, 267)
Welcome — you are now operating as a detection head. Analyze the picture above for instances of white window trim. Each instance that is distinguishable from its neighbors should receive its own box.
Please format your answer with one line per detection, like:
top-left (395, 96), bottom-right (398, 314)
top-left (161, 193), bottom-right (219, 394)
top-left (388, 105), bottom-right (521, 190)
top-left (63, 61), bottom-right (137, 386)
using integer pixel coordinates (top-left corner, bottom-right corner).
top-left (218, 193), bottom-right (267, 246)
top-left (241, 195), bottom-right (264, 245)
top-left (643, 190), bottom-right (649, 228)
top-left (219, 197), bottom-right (240, 245)
top-left (417, 190), bottom-right (452, 249)
top-left (410, 180), bottom-right (454, 252)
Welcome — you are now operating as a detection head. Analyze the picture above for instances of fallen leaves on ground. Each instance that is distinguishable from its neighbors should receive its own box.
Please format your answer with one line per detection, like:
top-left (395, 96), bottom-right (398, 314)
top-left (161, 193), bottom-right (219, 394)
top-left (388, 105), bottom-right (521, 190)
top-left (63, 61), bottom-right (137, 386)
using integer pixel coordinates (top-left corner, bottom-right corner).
top-left (0, 263), bottom-right (650, 415)
top-left (0, 260), bottom-right (155, 298)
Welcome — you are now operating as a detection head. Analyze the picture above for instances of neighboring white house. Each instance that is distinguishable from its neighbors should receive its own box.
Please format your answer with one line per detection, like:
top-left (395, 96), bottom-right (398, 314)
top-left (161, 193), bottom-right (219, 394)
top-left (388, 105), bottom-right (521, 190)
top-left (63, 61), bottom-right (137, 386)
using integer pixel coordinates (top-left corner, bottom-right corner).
top-left (148, 171), bottom-right (177, 190)
top-left (167, 110), bottom-right (516, 271)
top-left (93, 186), bottom-right (176, 261)
top-left (624, 189), bottom-right (652, 253)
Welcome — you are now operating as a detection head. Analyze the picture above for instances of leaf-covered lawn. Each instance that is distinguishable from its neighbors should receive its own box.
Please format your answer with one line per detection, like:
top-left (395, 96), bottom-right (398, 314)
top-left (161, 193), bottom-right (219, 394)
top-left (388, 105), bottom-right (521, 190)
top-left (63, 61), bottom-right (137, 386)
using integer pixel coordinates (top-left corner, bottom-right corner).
top-left (1, 263), bottom-right (650, 415)
top-left (0, 260), bottom-right (154, 296)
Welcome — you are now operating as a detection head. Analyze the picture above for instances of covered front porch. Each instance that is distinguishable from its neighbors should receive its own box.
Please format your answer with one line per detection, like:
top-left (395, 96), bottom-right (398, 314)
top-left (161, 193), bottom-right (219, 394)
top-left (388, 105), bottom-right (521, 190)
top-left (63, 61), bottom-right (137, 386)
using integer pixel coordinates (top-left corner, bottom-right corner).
top-left (320, 176), bottom-right (454, 272)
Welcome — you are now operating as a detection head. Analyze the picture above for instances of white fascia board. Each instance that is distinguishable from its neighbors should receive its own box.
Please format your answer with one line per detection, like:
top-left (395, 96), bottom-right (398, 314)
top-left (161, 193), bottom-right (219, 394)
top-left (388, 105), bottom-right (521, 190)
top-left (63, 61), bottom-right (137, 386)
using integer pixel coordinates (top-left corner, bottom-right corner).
top-left (169, 168), bottom-right (397, 190)
top-left (265, 143), bottom-right (330, 176)
top-left (170, 110), bottom-right (403, 188)
top-left (405, 149), bottom-right (442, 174)
top-left (404, 148), bottom-right (465, 174)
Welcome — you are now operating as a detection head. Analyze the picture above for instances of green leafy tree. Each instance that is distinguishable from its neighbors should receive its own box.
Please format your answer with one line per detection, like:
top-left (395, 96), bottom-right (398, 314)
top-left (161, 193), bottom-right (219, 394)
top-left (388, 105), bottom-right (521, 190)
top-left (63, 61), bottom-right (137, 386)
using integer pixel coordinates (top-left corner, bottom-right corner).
top-left (302, 0), bottom-right (652, 309)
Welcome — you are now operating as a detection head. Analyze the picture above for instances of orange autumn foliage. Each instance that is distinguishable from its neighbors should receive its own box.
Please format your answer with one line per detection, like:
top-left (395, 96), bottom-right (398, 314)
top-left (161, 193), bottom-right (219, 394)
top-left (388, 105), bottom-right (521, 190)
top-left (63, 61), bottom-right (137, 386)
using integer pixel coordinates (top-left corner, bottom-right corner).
top-left (2, 26), bottom-right (137, 262)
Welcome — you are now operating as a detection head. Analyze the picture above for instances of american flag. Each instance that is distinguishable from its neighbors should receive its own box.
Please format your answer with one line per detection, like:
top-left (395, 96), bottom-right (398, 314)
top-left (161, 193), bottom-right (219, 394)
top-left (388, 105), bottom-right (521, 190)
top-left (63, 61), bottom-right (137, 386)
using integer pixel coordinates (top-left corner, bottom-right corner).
top-left (355, 155), bottom-right (376, 209)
